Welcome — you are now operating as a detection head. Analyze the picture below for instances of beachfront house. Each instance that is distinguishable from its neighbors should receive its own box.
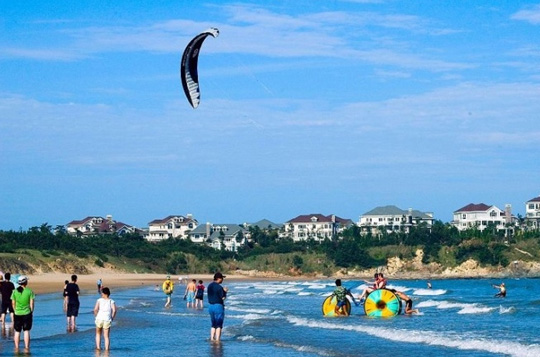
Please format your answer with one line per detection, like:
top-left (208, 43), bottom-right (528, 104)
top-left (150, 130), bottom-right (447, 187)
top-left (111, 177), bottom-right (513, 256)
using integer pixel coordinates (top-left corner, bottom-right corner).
top-left (358, 205), bottom-right (434, 235)
top-left (451, 203), bottom-right (514, 233)
top-left (189, 223), bottom-right (249, 251)
top-left (66, 215), bottom-right (138, 236)
top-left (525, 196), bottom-right (540, 230)
top-left (282, 214), bottom-right (353, 242)
top-left (145, 214), bottom-right (198, 242)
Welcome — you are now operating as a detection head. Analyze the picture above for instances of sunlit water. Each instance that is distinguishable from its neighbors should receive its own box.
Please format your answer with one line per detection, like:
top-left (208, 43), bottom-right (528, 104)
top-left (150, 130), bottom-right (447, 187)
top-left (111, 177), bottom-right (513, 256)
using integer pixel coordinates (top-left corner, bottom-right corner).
top-left (1, 278), bottom-right (538, 356)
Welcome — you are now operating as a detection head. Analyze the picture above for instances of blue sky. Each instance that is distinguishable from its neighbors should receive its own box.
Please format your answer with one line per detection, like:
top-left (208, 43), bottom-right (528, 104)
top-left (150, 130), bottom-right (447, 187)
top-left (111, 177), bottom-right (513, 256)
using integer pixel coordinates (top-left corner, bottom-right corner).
top-left (1, 1), bottom-right (540, 230)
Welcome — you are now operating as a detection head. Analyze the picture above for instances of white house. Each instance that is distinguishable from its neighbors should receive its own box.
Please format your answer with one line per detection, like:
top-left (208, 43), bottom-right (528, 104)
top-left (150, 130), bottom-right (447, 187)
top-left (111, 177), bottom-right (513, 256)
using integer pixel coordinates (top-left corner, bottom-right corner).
top-left (145, 214), bottom-right (198, 242)
top-left (66, 216), bottom-right (105, 235)
top-left (451, 203), bottom-right (513, 232)
top-left (283, 214), bottom-right (353, 242)
top-left (525, 196), bottom-right (540, 229)
top-left (66, 215), bottom-right (138, 236)
top-left (189, 223), bottom-right (249, 252)
top-left (358, 205), bottom-right (434, 234)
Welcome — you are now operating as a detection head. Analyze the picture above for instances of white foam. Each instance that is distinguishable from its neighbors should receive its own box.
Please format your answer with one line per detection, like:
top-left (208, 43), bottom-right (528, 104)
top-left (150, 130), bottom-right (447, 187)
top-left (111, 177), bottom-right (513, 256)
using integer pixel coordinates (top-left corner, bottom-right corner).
top-left (306, 284), bottom-right (327, 289)
top-left (286, 317), bottom-right (540, 357)
top-left (499, 305), bottom-right (516, 314)
top-left (298, 292), bottom-right (313, 296)
top-left (227, 307), bottom-right (271, 314)
top-left (457, 306), bottom-right (495, 314)
top-left (386, 284), bottom-right (411, 292)
top-left (413, 288), bottom-right (447, 296)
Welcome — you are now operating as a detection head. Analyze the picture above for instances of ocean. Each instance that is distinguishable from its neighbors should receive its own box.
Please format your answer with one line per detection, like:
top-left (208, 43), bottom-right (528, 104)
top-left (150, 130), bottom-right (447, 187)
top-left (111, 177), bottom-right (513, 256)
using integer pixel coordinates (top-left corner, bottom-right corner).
top-left (1, 278), bottom-right (539, 356)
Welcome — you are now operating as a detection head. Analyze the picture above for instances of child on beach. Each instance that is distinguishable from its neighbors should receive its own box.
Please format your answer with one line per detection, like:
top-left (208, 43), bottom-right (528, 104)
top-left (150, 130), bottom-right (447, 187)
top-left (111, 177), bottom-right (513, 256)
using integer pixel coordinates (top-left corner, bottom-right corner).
top-left (93, 287), bottom-right (116, 351)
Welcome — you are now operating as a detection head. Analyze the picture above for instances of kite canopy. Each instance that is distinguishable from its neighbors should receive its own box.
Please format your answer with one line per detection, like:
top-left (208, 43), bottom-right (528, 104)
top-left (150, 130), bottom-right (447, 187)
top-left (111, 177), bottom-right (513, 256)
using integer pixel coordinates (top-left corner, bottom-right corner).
top-left (180, 27), bottom-right (219, 108)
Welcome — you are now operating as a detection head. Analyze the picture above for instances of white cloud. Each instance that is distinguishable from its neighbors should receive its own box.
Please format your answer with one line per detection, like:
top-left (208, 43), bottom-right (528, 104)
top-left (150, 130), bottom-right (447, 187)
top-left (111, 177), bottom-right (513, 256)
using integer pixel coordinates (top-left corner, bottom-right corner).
top-left (511, 4), bottom-right (540, 24)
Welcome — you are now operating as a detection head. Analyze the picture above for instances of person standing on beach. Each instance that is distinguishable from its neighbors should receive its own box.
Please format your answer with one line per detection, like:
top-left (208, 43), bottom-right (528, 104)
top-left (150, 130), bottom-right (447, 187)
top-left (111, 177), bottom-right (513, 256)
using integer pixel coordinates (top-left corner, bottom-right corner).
top-left (207, 272), bottom-right (228, 341)
top-left (97, 278), bottom-right (102, 294)
top-left (185, 279), bottom-right (197, 308)
top-left (11, 275), bottom-right (35, 351)
top-left (162, 276), bottom-right (174, 308)
top-left (195, 280), bottom-right (205, 309)
top-left (93, 287), bottom-right (116, 351)
top-left (64, 274), bottom-right (80, 330)
top-left (0, 272), bottom-right (15, 325)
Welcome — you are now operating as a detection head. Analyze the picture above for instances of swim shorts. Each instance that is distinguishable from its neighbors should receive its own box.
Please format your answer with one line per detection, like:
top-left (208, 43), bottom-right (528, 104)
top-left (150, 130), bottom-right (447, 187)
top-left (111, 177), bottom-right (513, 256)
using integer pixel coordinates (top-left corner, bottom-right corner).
top-left (208, 303), bottom-right (224, 328)
top-left (67, 301), bottom-right (80, 317)
top-left (186, 291), bottom-right (195, 303)
top-left (95, 319), bottom-right (112, 329)
top-left (1, 301), bottom-right (13, 314)
top-left (13, 313), bottom-right (33, 332)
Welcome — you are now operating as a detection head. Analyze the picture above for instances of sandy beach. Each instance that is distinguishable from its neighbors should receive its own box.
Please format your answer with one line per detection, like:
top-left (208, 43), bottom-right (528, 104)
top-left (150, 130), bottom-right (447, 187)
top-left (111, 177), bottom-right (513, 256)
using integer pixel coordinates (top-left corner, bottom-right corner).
top-left (26, 272), bottom-right (251, 295)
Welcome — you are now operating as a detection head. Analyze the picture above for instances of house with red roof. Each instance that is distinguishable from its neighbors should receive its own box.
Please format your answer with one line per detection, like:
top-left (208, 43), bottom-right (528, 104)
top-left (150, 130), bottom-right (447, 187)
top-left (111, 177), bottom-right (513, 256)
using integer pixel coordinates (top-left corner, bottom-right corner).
top-left (66, 215), bottom-right (138, 236)
top-left (451, 203), bottom-right (513, 232)
top-left (282, 214), bottom-right (353, 242)
top-left (525, 195), bottom-right (540, 229)
top-left (145, 214), bottom-right (198, 242)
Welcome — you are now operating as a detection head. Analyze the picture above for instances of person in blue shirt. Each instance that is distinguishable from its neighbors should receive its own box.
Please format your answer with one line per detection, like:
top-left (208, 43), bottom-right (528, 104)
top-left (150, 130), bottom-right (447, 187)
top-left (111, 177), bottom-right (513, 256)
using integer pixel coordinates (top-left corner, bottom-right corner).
top-left (207, 272), bottom-right (228, 341)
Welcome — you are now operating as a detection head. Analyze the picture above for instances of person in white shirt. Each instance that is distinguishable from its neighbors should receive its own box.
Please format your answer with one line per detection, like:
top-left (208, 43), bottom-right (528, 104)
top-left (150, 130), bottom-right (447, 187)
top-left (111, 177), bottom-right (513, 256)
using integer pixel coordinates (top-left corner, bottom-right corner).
top-left (93, 287), bottom-right (117, 351)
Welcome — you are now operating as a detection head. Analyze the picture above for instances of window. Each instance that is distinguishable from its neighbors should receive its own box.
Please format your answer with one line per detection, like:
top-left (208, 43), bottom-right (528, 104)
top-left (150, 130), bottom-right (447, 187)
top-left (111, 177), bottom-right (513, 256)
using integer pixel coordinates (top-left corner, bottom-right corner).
top-left (462, 214), bottom-right (466, 219)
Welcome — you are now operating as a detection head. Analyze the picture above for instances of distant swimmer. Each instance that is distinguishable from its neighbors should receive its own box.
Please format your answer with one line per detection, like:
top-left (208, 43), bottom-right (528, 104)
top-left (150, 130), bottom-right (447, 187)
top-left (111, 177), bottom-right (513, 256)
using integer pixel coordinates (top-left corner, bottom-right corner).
top-left (492, 283), bottom-right (506, 298)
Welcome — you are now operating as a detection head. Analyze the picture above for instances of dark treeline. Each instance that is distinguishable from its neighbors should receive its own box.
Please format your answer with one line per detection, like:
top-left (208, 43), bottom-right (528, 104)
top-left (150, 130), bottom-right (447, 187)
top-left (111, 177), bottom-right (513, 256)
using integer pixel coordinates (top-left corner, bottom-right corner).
top-left (1, 221), bottom-right (539, 274)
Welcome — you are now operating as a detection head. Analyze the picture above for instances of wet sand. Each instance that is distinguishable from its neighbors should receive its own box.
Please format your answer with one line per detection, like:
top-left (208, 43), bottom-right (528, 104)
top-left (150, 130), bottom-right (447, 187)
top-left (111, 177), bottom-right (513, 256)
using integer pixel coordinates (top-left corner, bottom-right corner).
top-left (26, 273), bottom-right (251, 294)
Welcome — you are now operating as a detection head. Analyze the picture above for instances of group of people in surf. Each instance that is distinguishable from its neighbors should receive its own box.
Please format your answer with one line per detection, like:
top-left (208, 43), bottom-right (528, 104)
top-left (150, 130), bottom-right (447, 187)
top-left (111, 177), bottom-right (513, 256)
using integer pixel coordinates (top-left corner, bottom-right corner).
top-left (332, 273), bottom-right (419, 316)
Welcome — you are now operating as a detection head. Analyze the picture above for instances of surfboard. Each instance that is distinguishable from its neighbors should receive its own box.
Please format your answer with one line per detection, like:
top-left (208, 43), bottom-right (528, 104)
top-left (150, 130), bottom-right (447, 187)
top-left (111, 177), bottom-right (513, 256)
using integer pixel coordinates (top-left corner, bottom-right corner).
top-left (364, 288), bottom-right (402, 317)
top-left (322, 295), bottom-right (351, 317)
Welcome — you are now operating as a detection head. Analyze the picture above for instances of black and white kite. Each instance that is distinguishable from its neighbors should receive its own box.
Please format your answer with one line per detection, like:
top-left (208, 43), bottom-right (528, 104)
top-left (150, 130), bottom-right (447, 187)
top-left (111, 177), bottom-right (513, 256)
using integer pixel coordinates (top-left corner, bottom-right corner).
top-left (180, 27), bottom-right (219, 109)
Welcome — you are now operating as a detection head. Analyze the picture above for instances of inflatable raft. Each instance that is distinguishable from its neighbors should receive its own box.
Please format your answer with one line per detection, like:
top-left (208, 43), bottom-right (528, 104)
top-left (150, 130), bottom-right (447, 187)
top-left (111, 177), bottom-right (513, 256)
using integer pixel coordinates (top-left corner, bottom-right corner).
top-left (322, 294), bottom-right (352, 317)
top-left (364, 288), bottom-right (402, 317)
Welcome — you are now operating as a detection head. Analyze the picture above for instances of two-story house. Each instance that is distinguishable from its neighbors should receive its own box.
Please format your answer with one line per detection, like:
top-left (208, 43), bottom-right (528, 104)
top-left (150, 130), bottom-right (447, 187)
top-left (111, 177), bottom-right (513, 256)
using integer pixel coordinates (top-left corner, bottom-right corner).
top-left (283, 214), bottom-right (353, 242)
top-left (525, 196), bottom-right (540, 229)
top-left (358, 205), bottom-right (434, 234)
top-left (189, 223), bottom-right (249, 251)
top-left (66, 215), bottom-right (137, 236)
top-left (145, 214), bottom-right (198, 242)
top-left (452, 203), bottom-right (513, 233)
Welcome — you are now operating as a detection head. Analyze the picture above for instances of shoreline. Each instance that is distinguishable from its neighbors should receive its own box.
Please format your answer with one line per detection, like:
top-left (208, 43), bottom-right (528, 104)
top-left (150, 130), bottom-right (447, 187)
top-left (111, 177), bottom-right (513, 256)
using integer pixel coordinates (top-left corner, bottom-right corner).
top-left (23, 271), bottom-right (540, 295)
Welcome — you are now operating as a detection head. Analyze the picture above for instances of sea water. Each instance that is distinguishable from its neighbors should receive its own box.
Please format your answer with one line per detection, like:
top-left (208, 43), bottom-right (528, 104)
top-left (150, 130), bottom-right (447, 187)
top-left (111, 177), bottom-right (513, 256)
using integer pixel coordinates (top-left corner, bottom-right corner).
top-left (1, 278), bottom-right (539, 356)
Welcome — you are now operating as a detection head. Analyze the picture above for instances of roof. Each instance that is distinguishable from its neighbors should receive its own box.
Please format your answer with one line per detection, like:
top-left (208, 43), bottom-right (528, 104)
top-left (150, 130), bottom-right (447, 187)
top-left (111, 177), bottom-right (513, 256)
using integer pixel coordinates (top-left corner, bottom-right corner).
top-left (527, 196), bottom-right (540, 203)
top-left (66, 216), bottom-right (103, 226)
top-left (250, 219), bottom-right (282, 230)
top-left (362, 205), bottom-right (432, 219)
top-left (148, 215), bottom-right (196, 225)
top-left (286, 214), bottom-right (351, 224)
top-left (454, 203), bottom-right (492, 213)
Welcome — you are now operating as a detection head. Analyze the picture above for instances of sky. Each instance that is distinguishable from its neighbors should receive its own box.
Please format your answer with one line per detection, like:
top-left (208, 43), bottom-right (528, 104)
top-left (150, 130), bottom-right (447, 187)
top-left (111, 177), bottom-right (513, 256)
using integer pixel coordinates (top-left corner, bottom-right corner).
top-left (1, 1), bottom-right (540, 230)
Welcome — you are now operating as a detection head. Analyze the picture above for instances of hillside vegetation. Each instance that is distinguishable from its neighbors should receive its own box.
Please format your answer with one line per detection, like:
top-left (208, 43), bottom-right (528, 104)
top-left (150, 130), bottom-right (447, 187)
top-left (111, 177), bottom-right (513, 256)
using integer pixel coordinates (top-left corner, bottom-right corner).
top-left (1, 222), bottom-right (540, 277)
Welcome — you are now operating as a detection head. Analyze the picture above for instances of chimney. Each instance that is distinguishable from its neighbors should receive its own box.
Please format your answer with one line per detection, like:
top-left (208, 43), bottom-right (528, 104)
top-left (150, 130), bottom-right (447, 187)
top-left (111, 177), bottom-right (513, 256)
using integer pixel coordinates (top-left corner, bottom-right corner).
top-left (106, 215), bottom-right (113, 224)
top-left (206, 222), bottom-right (211, 238)
top-left (505, 204), bottom-right (512, 224)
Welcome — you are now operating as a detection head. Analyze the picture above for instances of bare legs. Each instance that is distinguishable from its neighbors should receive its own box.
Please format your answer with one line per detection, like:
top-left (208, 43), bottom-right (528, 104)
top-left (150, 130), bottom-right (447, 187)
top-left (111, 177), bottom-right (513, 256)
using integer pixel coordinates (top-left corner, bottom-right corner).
top-left (96, 327), bottom-right (111, 350)
top-left (14, 330), bottom-right (30, 350)
top-left (210, 327), bottom-right (222, 341)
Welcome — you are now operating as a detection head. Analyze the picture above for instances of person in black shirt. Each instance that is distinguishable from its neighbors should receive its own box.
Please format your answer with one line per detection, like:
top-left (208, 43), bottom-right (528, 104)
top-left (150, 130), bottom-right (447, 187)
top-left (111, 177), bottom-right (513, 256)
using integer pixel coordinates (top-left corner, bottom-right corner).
top-left (63, 274), bottom-right (80, 330)
top-left (207, 272), bottom-right (228, 341)
top-left (0, 273), bottom-right (15, 325)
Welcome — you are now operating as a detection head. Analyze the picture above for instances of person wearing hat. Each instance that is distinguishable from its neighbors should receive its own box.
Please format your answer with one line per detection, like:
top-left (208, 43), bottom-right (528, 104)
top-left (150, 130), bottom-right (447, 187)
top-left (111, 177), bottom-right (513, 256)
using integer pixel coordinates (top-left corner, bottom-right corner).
top-left (162, 275), bottom-right (174, 308)
top-left (11, 275), bottom-right (35, 350)
top-left (207, 272), bottom-right (228, 341)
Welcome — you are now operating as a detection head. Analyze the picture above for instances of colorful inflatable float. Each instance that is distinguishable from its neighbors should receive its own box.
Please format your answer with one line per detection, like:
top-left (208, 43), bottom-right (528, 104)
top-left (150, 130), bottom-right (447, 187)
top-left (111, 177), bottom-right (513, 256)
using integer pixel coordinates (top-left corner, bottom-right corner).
top-left (322, 295), bottom-right (352, 317)
top-left (364, 288), bottom-right (402, 317)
